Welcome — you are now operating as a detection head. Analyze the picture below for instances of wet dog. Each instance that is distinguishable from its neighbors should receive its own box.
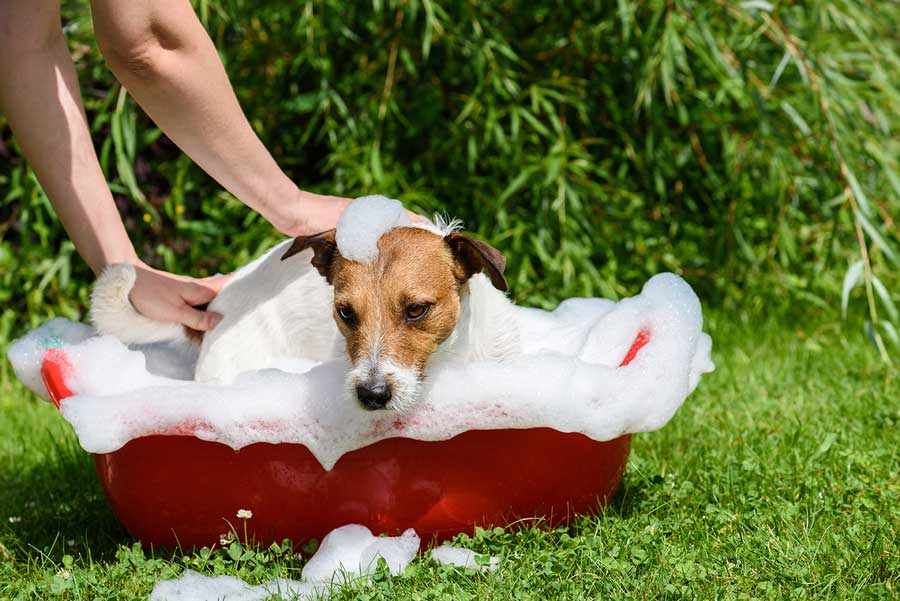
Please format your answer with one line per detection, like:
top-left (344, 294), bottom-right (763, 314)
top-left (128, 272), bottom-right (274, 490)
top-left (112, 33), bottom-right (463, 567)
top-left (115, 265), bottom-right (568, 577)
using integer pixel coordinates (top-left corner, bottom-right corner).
top-left (91, 218), bottom-right (520, 411)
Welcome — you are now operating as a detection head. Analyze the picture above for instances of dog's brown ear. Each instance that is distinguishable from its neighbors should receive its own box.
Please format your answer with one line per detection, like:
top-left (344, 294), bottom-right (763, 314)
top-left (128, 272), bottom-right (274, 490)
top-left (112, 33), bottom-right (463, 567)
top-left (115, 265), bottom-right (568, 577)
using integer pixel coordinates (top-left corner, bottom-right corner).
top-left (445, 232), bottom-right (508, 292)
top-left (282, 229), bottom-right (339, 282)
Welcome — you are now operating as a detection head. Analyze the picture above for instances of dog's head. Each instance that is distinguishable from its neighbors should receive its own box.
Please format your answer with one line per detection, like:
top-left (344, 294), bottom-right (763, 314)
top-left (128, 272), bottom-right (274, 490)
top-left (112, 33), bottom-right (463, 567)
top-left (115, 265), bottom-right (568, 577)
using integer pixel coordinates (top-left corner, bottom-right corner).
top-left (282, 226), bottom-right (507, 411)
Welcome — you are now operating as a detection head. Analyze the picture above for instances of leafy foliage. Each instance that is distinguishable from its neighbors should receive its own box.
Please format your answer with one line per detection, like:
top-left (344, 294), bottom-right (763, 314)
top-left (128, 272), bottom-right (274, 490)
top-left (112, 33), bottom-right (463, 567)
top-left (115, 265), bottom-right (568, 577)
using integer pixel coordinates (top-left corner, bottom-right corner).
top-left (0, 0), bottom-right (898, 358)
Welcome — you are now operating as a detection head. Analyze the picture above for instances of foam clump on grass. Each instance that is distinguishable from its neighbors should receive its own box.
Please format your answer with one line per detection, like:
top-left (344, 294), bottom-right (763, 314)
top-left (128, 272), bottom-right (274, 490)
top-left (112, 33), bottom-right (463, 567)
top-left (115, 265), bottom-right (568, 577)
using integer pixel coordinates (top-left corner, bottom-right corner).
top-left (8, 273), bottom-right (713, 470)
top-left (430, 544), bottom-right (500, 572)
top-left (149, 524), bottom-right (421, 601)
top-left (149, 571), bottom-right (314, 601)
top-left (300, 524), bottom-right (420, 582)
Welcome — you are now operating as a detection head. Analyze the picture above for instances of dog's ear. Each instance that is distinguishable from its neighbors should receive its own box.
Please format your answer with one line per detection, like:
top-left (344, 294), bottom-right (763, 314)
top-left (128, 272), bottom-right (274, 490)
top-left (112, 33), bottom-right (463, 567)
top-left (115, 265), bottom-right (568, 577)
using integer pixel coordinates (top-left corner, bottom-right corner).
top-left (282, 229), bottom-right (339, 282)
top-left (445, 233), bottom-right (508, 292)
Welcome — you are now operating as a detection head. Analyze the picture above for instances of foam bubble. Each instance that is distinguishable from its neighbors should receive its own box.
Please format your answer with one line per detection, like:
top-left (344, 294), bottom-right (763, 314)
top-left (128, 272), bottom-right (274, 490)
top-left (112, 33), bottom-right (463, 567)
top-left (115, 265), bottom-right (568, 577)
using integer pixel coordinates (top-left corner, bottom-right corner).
top-left (148, 570), bottom-right (316, 601)
top-left (334, 195), bottom-right (412, 263)
top-left (301, 524), bottom-right (420, 583)
top-left (7, 318), bottom-right (93, 401)
top-left (149, 525), bottom-right (421, 600)
top-left (8, 273), bottom-right (714, 470)
top-left (430, 545), bottom-right (499, 572)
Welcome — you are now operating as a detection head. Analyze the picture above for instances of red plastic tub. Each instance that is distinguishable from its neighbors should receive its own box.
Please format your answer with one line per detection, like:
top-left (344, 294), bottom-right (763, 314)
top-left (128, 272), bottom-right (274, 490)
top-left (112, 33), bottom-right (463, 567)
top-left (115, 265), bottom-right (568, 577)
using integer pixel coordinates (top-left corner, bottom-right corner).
top-left (41, 332), bottom-right (647, 549)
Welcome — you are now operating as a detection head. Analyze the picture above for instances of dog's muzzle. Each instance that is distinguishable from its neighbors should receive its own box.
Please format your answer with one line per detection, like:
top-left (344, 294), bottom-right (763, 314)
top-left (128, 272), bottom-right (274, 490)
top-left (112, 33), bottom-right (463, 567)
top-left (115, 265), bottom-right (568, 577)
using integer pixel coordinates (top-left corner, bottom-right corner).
top-left (355, 381), bottom-right (392, 410)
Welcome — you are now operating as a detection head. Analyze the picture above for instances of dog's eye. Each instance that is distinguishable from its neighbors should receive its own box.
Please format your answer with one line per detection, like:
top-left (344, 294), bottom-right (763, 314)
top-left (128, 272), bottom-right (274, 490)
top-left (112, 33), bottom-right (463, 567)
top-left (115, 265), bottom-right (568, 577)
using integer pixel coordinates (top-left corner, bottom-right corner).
top-left (405, 303), bottom-right (431, 321)
top-left (337, 305), bottom-right (356, 324)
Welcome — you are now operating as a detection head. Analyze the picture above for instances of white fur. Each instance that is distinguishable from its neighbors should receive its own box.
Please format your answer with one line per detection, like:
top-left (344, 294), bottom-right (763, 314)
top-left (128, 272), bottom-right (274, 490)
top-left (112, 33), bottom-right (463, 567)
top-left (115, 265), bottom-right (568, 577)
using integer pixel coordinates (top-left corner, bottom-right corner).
top-left (90, 231), bottom-right (521, 399)
top-left (194, 240), bottom-right (343, 382)
top-left (347, 355), bottom-right (422, 414)
top-left (91, 265), bottom-right (184, 345)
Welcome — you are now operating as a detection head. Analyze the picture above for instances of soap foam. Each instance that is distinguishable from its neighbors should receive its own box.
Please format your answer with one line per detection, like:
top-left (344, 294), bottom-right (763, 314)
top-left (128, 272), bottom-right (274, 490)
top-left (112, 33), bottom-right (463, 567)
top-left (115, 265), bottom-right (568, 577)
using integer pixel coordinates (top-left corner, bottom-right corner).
top-left (301, 524), bottom-right (420, 583)
top-left (334, 195), bottom-right (412, 263)
top-left (430, 545), bottom-right (499, 572)
top-left (150, 525), bottom-right (421, 601)
top-left (149, 571), bottom-right (316, 601)
top-left (8, 273), bottom-right (714, 470)
top-left (7, 318), bottom-right (93, 401)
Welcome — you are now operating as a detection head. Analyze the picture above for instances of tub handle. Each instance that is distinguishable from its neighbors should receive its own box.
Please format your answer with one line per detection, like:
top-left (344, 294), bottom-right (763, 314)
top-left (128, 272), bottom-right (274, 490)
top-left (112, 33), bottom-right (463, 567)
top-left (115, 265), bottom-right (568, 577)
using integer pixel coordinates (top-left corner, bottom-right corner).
top-left (41, 348), bottom-right (74, 409)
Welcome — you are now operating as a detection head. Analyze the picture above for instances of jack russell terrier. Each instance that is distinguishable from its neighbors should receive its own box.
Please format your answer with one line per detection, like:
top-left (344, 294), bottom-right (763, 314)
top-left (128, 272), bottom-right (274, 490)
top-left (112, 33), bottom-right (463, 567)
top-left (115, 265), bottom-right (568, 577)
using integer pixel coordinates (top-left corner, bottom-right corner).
top-left (91, 201), bottom-right (521, 412)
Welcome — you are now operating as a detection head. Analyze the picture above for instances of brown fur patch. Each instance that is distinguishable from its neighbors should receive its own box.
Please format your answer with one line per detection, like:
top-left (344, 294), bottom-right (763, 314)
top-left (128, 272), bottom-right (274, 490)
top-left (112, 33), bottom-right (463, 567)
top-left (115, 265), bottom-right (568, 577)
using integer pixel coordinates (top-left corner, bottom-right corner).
top-left (331, 228), bottom-right (463, 372)
top-left (183, 326), bottom-right (204, 344)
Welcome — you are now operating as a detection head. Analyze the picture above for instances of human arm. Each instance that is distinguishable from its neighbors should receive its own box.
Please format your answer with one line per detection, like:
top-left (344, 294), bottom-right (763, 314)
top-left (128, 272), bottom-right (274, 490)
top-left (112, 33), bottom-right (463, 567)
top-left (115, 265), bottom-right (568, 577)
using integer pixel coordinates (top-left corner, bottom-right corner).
top-left (88, 0), bottom-right (350, 236)
top-left (0, 0), bottom-right (225, 330)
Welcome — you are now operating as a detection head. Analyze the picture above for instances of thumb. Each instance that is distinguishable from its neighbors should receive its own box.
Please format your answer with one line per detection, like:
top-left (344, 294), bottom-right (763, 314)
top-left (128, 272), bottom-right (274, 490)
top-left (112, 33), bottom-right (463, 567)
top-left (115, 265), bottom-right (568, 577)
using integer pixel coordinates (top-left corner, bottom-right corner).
top-left (180, 281), bottom-right (220, 307)
top-left (176, 304), bottom-right (223, 332)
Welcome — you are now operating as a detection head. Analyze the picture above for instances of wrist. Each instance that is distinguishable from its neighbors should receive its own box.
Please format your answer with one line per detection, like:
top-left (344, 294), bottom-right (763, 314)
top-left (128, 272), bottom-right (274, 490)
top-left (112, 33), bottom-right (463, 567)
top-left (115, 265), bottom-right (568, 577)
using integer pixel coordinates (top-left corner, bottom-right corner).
top-left (92, 244), bottom-right (140, 274)
top-left (253, 184), bottom-right (351, 236)
top-left (251, 179), bottom-right (304, 233)
top-left (266, 189), bottom-right (319, 236)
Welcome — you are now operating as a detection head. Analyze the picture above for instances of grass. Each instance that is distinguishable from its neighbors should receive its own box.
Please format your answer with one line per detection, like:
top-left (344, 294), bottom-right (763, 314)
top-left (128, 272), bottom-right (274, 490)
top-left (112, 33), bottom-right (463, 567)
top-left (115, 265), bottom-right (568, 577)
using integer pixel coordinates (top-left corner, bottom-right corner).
top-left (1, 312), bottom-right (898, 599)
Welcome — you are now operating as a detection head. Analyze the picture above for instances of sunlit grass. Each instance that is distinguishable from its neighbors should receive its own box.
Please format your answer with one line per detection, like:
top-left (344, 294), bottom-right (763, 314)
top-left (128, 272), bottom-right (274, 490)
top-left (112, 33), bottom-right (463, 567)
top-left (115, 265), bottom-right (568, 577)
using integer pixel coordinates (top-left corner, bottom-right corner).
top-left (2, 314), bottom-right (897, 599)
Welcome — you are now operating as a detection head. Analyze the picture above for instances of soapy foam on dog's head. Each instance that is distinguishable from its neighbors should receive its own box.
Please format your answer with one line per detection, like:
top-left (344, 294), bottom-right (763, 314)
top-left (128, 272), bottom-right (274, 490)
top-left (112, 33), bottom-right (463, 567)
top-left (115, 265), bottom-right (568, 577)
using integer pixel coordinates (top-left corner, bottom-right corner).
top-left (8, 273), bottom-right (714, 470)
top-left (332, 195), bottom-right (462, 264)
top-left (335, 195), bottom-right (412, 263)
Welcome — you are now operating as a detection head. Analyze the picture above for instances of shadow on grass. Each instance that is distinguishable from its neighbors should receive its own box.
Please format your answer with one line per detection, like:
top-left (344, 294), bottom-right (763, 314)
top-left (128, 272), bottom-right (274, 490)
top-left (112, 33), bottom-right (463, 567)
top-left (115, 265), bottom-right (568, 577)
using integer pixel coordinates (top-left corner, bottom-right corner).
top-left (1, 403), bottom-right (131, 563)
top-left (600, 472), bottom-right (657, 520)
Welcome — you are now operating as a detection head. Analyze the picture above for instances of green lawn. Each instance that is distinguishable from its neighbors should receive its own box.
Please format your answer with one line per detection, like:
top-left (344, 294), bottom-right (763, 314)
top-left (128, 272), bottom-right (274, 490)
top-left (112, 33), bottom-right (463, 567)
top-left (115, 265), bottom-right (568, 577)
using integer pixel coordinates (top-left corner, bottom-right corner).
top-left (1, 314), bottom-right (898, 600)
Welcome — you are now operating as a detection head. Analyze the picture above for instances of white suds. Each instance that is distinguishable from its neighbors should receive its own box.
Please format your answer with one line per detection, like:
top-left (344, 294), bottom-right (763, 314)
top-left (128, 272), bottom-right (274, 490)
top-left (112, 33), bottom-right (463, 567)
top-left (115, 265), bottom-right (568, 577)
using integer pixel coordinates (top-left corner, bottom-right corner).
top-left (334, 195), bottom-right (412, 262)
top-left (149, 571), bottom-right (316, 601)
top-left (332, 196), bottom-right (463, 263)
top-left (430, 545), bottom-right (499, 572)
top-left (149, 525), bottom-right (421, 601)
top-left (6, 318), bottom-right (93, 402)
top-left (300, 524), bottom-right (420, 583)
top-left (8, 273), bottom-right (714, 470)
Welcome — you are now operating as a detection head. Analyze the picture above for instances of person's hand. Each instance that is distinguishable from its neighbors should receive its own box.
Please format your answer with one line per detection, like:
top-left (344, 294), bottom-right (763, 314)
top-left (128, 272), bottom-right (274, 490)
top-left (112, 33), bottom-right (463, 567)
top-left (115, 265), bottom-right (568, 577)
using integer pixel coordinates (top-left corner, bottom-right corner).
top-left (273, 190), bottom-right (425, 237)
top-left (129, 262), bottom-right (230, 331)
top-left (270, 191), bottom-right (351, 237)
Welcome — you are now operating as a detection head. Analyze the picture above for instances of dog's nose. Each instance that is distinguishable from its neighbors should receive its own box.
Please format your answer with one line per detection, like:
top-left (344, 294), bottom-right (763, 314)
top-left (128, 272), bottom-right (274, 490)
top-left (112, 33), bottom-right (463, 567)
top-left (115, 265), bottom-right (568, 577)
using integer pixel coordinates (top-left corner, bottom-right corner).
top-left (356, 382), bottom-right (392, 410)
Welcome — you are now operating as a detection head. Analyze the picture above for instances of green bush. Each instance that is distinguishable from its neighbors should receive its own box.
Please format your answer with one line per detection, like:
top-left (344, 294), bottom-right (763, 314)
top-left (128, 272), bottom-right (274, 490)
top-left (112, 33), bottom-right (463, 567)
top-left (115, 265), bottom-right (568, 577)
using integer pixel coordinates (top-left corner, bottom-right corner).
top-left (1, 0), bottom-right (898, 357)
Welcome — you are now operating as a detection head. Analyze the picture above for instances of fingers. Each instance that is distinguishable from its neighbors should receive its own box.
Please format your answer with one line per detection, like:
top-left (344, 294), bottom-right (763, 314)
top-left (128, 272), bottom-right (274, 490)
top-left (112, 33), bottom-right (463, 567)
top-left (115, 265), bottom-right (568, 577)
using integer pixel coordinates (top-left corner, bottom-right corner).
top-left (129, 264), bottom-right (226, 332)
top-left (176, 304), bottom-right (223, 332)
top-left (180, 280), bottom-right (220, 306)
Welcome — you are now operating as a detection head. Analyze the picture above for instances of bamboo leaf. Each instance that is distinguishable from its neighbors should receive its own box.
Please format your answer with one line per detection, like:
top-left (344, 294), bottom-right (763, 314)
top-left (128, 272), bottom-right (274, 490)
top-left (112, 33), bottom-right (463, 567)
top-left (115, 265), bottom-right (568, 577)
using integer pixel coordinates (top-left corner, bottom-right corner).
top-left (857, 209), bottom-right (900, 266)
top-left (844, 166), bottom-right (874, 218)
top-left (841, 260), bottom-right (863, 319)
top-left (871, 275), bottom-right (898, 322)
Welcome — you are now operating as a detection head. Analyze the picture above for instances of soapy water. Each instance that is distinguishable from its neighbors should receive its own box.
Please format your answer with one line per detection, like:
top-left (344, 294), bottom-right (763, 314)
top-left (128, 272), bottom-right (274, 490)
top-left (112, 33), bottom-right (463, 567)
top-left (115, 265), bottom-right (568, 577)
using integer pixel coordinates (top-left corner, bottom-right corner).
top-left (149, 525), bottom-right (495, 601)
top-left (9, 272), bottom-right (713, 470)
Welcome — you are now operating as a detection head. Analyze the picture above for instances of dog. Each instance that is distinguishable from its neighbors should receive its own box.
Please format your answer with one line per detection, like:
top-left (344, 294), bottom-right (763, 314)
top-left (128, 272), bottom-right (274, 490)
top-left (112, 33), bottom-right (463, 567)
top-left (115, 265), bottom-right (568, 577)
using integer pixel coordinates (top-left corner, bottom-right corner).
top-left (91, 210), bottom-right (521, 412)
